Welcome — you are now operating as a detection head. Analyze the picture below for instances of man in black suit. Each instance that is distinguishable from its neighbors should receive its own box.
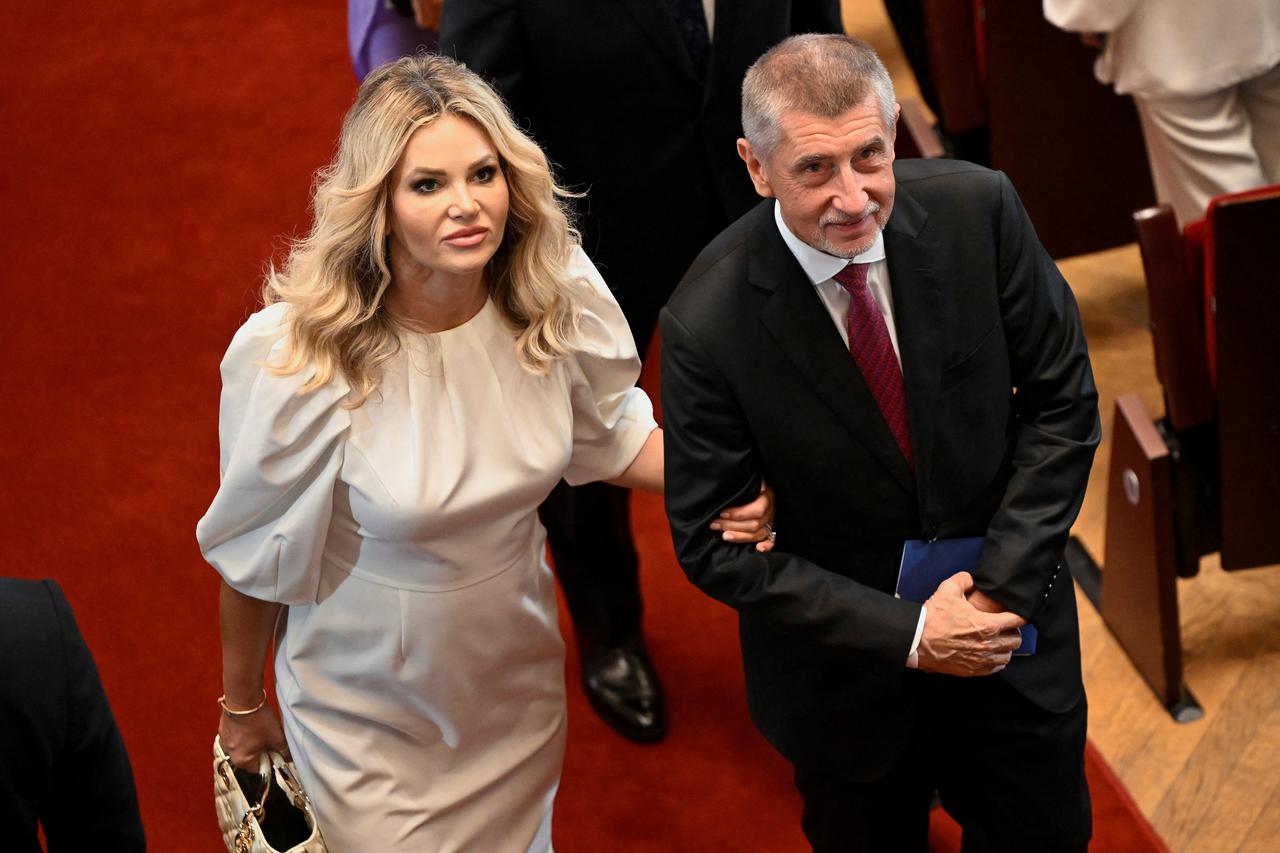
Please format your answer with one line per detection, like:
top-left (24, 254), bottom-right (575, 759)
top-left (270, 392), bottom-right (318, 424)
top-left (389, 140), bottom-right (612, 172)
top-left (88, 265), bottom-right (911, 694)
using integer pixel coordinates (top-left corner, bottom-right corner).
top-left (441, 0), bottom-right (843, 742)
top-left (0, 578), bottom-right (145, 851)
top-left (661, 35), bottom-right (1099, 851)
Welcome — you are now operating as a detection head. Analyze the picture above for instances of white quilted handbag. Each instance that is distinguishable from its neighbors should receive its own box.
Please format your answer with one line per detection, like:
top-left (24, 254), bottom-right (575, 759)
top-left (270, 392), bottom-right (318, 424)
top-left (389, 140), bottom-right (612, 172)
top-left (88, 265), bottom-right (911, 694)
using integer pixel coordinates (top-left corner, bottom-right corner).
top-left (213, 736), bottom-right (328, 853)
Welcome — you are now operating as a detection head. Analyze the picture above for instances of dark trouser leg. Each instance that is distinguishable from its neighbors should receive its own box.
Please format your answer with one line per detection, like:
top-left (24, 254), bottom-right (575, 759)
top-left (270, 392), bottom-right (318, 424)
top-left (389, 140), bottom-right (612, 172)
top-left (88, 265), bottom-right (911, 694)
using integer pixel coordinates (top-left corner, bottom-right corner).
top-left (881, 0), bottom-right (940, 118)
top-left (538, 478), bottom-right (667, 741)
top-left (538, 478), bottom-right (641, 646)
top-left (793, 754), bottom-right (933, 853)
top-left (880, 0), bottom-right (991, 165)
top-left (792, 674), bottom-right (1089, 852)
top-left (933, 677), bottom-right (1091, 853)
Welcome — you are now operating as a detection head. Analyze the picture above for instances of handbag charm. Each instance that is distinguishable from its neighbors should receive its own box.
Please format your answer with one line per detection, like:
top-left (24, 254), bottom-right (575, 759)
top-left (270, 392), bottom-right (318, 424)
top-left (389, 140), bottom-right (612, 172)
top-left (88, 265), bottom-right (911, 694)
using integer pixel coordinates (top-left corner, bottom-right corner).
top-left (235, 814), bottom-right (258, 853)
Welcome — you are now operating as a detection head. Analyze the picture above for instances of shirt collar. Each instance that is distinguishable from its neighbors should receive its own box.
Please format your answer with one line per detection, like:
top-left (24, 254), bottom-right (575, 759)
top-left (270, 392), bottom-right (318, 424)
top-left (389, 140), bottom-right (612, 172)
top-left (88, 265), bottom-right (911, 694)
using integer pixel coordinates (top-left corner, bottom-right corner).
top-left (773, 200), bottom-right (886, 285)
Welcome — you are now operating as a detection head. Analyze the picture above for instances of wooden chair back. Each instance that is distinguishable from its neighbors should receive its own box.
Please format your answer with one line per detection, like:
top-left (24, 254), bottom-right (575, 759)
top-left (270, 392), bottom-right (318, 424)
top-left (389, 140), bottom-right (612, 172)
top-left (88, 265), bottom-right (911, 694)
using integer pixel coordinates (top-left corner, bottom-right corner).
top-left (1208, 188), bottom-right (1280, 569)
top-left (1132, 204), bottom-right (1215, 430)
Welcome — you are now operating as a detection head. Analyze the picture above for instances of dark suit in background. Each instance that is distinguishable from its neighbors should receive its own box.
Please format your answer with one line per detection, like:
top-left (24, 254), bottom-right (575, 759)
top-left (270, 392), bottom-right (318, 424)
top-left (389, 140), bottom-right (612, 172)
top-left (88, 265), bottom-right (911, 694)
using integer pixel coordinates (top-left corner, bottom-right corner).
top-left (441, 0), bottom-right (843, 740)
top-left (0, 578), bottom-right (145, 852)
top-left (662, 159), bottom-right (1099, 849)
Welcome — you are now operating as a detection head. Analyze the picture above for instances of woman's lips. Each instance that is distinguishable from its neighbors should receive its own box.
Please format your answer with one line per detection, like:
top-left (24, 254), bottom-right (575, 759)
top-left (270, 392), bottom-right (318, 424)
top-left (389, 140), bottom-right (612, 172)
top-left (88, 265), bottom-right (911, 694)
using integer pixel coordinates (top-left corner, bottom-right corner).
top-left (444, 227), bottom-right (488, 247)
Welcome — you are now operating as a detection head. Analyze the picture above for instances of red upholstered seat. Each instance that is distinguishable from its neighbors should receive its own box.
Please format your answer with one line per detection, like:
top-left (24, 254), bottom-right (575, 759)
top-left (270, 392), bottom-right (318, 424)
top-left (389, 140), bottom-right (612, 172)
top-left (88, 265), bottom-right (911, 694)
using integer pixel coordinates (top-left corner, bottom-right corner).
top-left (1181, 218), bottom-right (1208, 382)
top-left (1183, 182), bottom-right (1280, 387)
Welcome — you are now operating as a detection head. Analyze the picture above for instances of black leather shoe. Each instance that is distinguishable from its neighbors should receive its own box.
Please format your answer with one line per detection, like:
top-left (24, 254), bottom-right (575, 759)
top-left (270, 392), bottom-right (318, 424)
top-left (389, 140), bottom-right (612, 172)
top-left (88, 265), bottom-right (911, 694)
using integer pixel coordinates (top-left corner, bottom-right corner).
top-left (580, 643), bottom-right (668, 743)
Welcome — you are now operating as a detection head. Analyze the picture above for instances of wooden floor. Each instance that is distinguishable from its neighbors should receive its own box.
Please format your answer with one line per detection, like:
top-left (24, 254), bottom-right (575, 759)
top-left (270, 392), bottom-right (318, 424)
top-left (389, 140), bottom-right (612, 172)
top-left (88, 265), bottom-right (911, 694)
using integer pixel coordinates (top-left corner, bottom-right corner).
top-left (841, 4), bottom-right (1280, 851)
top-left (1061, 247), bottom-right (1280, 853)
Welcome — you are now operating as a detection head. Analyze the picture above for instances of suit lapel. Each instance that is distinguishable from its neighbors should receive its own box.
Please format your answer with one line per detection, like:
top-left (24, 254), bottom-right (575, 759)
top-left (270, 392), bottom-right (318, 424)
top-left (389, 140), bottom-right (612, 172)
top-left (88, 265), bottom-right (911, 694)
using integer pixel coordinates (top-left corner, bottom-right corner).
top-left (752, 210), bottom-right (916, 494)
top-left (883, 185), bottom-right (942, 504)
top-left (615, 0), bottom-right (701, 84)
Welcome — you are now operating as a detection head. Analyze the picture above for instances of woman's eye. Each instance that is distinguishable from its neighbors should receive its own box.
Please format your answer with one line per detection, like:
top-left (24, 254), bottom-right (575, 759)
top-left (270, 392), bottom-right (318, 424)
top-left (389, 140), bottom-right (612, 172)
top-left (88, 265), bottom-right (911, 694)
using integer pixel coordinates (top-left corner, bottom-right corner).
top-left (412, 179), bottom-right (439, 194)
top-left (474, 166), bottom-right (496, 182)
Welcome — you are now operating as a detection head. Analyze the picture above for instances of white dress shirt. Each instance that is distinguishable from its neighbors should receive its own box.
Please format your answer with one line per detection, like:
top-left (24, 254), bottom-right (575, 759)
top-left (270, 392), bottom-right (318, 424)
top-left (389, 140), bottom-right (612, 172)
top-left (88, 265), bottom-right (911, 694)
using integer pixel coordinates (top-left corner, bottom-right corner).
top-left (772, 202), bottom-right (927, 667)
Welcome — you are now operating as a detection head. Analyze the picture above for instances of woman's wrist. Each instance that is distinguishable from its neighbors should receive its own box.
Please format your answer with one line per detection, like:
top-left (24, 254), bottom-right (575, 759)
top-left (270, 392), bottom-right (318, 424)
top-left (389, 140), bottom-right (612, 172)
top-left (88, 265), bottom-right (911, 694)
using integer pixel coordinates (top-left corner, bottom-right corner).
top-left (219, 688), bottom-right (268, 716)
top-left (221, 667), bottom-right (266, 707)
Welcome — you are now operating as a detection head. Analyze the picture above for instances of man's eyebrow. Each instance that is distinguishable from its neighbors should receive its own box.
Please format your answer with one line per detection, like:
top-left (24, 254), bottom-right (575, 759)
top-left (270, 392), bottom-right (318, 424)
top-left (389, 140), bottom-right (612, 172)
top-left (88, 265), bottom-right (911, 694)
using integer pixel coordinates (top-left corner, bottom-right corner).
top-left (791, 153), bottom-right (829, 170)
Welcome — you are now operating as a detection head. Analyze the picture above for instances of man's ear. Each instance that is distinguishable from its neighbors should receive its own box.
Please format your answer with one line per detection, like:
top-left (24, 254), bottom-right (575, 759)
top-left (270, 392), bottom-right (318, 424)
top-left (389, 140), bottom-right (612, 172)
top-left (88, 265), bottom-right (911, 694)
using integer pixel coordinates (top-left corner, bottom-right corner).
top-left (888, 102), bottom-right (901, 162)
top-left (737, 138), bottom-right (775, 198)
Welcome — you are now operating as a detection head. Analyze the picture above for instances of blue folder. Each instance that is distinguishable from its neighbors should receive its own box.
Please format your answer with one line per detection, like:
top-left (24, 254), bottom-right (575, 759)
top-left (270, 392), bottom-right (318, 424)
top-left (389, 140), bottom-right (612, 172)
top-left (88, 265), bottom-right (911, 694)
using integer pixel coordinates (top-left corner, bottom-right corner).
top-left (896, 537), bottom-right (1037, 655)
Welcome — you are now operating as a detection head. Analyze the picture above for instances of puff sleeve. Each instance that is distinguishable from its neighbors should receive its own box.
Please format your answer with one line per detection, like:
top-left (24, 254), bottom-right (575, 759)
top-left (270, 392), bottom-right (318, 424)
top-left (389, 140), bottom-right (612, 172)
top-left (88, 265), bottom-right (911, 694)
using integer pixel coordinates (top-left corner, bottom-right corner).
top-left (196, 303), bottom-right (351, 605)
top-left (561, 247), bottom-right (659, 486)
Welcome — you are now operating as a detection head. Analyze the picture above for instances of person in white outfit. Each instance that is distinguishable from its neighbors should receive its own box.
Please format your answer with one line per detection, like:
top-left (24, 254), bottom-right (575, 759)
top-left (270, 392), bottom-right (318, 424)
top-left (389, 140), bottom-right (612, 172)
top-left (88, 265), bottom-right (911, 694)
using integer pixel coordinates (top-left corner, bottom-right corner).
top-left (197, 54), bottom-right (775, 853)
top-left (1045, 0), bottom-right (1280, 225)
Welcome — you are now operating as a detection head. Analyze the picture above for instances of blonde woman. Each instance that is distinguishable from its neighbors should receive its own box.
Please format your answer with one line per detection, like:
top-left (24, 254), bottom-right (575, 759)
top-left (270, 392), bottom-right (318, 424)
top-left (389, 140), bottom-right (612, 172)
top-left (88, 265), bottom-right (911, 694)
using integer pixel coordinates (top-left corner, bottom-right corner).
top-left (196, 54), bottom-right (773, 851)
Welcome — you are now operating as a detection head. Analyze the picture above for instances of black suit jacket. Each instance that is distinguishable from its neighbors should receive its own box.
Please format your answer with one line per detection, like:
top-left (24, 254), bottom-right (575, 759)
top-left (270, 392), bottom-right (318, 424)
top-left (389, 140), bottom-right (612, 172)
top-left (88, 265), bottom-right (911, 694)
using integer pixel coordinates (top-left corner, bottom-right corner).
top-left (0, 578), bottom-right (145, 851)
top-left (660, 159), bottom-right (1101, 779)
top-left (440, 0), bottom-right (842, 351)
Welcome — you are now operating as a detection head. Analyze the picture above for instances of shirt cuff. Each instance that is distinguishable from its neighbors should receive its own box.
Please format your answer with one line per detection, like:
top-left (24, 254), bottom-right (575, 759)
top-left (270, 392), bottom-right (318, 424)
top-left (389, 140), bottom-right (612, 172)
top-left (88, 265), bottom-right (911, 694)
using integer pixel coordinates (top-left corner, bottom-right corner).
top-left (906, 605), bottom-right (927, 669)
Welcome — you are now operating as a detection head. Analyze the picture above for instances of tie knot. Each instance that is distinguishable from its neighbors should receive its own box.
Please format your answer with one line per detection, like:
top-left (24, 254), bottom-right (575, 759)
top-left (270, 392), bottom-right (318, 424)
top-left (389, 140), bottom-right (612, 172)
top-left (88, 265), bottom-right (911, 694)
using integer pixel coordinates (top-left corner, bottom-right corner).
top-left (833, 263), bottom-right (870, 293)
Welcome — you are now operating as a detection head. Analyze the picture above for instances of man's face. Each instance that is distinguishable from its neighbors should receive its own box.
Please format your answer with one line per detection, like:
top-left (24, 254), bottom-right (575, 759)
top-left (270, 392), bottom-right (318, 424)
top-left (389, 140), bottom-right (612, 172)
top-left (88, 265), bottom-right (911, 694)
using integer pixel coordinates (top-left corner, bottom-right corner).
top-left (739, 95), bottom-right (898, 258)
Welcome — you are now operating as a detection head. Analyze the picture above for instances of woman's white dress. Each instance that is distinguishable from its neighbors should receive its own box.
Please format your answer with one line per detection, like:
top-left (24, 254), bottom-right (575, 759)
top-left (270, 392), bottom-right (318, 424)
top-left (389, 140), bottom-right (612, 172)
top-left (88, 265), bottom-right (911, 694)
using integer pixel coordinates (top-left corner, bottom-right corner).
top-left (196, 248), bottom-right (656, 852)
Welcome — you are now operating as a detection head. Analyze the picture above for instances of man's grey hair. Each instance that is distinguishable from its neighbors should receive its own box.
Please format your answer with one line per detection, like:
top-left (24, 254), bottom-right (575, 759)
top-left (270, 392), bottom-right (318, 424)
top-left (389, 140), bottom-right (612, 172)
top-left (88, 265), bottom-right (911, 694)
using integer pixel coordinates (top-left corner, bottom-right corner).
top-left (742, 34), bottom-right (897, 160)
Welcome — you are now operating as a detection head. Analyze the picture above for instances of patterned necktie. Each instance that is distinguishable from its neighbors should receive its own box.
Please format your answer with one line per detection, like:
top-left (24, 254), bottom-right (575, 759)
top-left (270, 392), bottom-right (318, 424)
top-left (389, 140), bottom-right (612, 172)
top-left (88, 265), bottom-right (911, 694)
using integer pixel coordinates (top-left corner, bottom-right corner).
top-left (664, 0), bottom-right (710, 78)
top-left (833, 263), bottom-right (914, 467)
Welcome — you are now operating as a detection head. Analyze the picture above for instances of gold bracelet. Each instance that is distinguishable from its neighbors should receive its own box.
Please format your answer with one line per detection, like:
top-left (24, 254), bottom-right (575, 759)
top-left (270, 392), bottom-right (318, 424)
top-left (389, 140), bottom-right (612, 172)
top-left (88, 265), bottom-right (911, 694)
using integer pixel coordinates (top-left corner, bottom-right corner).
top-left (218, 689), bottom-right (268, 716)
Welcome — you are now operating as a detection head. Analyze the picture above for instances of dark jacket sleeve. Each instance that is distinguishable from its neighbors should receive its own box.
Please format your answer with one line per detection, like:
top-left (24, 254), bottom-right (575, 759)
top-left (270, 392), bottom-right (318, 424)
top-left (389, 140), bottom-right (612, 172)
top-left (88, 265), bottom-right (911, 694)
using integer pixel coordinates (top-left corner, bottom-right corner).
top-left (39, 581), bottom-right (146, 852)
top-left (974, 173), bottom-right (1101, 618)
top-left (660, 308), bottom-right (922, 677)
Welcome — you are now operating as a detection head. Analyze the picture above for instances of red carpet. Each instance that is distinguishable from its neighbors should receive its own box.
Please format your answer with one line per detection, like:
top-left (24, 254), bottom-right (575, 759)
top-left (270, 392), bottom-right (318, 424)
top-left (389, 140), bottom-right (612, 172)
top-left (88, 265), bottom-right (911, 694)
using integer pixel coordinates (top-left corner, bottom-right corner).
top-left (0, 3), bottom-right (1165, 850)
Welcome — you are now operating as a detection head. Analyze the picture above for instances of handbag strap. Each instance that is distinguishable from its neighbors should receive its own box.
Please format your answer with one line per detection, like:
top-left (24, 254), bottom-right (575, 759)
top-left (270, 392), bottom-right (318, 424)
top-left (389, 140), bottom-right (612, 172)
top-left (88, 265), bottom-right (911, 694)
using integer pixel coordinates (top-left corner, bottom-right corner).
top-left (269, 753), bottom-right (312, 812)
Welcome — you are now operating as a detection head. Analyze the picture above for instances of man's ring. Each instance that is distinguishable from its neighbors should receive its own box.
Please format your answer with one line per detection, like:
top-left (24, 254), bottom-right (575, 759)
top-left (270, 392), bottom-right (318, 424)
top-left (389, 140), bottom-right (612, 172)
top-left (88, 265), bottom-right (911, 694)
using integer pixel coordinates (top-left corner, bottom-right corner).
top-left (765, 523), bottom-right (777, 542)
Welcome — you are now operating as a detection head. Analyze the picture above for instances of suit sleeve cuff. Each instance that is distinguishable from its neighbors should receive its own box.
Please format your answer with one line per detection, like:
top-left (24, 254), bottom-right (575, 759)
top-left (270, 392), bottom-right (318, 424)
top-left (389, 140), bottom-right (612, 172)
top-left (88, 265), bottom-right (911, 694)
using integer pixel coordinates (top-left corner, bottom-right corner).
top-left (906, 605), bottom-right (926, 668)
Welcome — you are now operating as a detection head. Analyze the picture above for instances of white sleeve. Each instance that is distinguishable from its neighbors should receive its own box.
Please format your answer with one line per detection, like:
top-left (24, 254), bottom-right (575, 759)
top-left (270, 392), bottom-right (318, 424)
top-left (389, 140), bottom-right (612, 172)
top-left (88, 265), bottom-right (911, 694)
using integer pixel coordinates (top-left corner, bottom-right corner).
top-left (1043, 0), bottom-right (1140, 33)
top-left (561, 247), bottom-right (658, 486)
top-left (906, 606), bottom-right (926, 668)
top-left (196, 304), bottom-right (352, 605)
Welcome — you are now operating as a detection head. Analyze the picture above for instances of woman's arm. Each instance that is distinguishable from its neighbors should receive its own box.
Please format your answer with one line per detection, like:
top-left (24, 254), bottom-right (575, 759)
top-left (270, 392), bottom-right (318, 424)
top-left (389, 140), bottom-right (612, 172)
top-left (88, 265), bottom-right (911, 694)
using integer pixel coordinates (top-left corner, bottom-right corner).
top-left (217, 581), bottom-right (289, 768)
top-left (607, 427), bottom-right (664, 492)
top-left (608, 428), bottom-right (777, 551)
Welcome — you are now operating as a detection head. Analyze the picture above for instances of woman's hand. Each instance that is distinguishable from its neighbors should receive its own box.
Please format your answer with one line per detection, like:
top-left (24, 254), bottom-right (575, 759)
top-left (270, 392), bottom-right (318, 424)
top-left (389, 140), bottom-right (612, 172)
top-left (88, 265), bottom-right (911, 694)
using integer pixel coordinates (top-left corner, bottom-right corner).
top-left (219, 699), bottom-right (290, 771)
top-left (709, 481), bottom-right (778, 552)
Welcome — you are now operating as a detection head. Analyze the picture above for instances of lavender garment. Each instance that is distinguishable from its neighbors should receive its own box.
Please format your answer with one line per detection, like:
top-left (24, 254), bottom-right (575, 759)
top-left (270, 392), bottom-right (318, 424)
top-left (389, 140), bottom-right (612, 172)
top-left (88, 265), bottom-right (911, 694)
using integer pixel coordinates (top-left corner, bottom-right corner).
top-left (347, 0), bottom-right (439, 80)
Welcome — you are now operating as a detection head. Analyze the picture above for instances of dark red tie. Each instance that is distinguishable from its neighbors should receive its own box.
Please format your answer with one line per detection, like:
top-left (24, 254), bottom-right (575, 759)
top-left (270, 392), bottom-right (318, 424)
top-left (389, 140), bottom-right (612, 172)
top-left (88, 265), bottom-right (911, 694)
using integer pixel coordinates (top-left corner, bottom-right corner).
top-left (833, 263), bottom-right (914, 467)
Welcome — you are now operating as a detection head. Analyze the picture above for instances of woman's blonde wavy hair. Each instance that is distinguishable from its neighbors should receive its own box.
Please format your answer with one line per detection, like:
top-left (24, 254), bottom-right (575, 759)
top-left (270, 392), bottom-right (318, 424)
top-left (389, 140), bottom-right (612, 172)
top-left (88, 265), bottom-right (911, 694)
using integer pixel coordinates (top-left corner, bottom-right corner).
top-left (263, 53), bottom-right (583, 406)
